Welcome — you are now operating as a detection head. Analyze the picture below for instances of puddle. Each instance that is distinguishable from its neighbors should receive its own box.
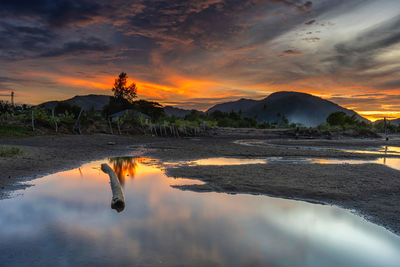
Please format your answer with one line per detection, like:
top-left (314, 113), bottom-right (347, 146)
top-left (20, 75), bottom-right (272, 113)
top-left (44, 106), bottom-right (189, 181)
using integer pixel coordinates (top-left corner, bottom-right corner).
top-left (0, 157), bottom-right (399, 266)
top-left (235, 140), bottom-right (400, 156)
top-left (167, 156), bottom-right (400, 171)
top-left (187, 157), bottom-right (268, 165)
top-left (265, 157), bottom-right (400, 171)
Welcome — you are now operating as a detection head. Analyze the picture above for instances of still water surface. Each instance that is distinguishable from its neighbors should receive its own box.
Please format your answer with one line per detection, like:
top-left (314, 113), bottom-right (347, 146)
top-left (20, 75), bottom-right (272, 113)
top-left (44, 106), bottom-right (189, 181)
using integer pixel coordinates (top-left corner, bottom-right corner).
top-left (0, 157), bottom-right (399, 266)
top-left (175, 156), bottom-right (400, 171)
top-left (234, 139), bottom-right (400, 156)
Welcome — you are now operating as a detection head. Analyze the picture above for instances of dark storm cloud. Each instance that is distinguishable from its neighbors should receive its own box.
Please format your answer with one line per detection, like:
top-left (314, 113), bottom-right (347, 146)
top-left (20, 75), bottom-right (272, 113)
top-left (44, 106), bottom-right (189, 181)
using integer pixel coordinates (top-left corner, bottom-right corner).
top-left (0, 0), bottom-right (108, 27)
top-left (40, 37), bottom-right (110, 57)
top-left (123, 0), bottom-right (314, 48)
top-left (0, 0), bottom-right (316, 62)
top-left (0, 22), bottom-right (56, 60)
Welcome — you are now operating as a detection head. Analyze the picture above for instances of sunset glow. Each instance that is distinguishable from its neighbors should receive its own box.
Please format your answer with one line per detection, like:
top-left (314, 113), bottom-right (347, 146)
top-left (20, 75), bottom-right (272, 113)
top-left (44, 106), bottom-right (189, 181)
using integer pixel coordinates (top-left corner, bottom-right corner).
top-left (0, 0), bottom-right (399, 120)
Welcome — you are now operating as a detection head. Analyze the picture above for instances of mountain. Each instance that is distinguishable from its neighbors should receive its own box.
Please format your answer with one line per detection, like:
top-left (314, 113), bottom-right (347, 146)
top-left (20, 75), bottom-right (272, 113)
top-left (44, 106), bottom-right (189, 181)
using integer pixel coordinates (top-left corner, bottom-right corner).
top-left (374, 118), bottom-right (400, 126)
top-left (208, 91), bottom-right (369, 126)
top-left (389, 119), bottom-right (400, 125)
top-left (164, 106), bottom-right (200, 117)
top-left (41, 94), bottom-right (111, 111)
top-left (207, 98), bottom-right (258, 113)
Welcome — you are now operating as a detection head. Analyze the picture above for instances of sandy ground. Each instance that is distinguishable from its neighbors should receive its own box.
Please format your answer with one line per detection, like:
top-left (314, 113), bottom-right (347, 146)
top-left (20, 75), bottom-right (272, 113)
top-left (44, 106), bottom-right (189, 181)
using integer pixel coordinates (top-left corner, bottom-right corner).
top-left (1, 132), bottom-right (400, 234)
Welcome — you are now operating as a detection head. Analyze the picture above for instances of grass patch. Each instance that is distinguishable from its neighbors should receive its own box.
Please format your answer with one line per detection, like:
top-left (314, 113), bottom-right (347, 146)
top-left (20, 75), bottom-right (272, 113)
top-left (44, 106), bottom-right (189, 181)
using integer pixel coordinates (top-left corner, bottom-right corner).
top-left (0, 125), bottom-right (32, 137)
top-left (0, 147), bottom-right (22, 157)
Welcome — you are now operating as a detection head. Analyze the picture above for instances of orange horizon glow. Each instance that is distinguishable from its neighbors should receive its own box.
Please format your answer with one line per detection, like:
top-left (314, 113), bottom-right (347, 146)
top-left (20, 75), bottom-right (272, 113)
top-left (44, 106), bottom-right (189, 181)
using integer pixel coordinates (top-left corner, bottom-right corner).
top-left (11, 71), bottom-right (400, 122)
top-left (2, 1), bottom-right (400, 124)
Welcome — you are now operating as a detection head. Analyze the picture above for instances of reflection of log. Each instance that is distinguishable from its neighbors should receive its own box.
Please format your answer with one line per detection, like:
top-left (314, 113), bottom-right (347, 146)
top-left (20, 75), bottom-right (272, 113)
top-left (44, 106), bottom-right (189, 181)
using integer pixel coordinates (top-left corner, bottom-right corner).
top-left (101, 163), bottom-right (125, 212)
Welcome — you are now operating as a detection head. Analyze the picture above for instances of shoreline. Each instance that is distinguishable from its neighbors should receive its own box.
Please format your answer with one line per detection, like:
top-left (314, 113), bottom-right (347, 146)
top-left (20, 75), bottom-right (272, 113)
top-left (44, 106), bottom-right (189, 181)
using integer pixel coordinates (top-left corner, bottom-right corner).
top-left (1, 134), bottom-right (400, 235)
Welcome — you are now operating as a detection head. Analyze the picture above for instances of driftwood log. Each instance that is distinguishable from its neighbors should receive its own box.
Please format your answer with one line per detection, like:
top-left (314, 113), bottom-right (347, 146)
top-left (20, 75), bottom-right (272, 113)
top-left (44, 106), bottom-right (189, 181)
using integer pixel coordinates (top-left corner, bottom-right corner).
top-left (101, 163), bottom-right (125, 212)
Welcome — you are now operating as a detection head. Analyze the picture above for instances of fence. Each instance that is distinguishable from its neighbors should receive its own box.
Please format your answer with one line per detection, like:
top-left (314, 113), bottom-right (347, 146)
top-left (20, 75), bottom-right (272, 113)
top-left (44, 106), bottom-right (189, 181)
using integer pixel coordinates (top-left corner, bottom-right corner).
top-left (0, 103), bottom-right (209, 137)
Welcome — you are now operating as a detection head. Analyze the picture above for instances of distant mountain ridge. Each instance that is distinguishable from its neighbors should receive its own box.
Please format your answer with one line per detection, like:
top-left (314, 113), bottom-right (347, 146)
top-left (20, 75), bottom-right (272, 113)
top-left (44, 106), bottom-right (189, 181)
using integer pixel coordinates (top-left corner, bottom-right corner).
top-left (374, 118), bottom-right (400, 126)
top-left (40, 94), bottom-right (111, 111)
top-left (164, 106), bottom-right (202, 117)
top-left (39, 91), bottom-right (372, 127)
top-left (207, 98), bottom-right (258, 113)
top-left (207, 91), bottom-right (369, 126)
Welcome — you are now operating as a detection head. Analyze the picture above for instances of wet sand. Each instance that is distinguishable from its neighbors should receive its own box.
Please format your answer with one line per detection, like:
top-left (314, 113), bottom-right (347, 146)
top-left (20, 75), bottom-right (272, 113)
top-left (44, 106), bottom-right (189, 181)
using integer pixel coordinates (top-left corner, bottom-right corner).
top-left (1, 133), bottom-right (400, 234)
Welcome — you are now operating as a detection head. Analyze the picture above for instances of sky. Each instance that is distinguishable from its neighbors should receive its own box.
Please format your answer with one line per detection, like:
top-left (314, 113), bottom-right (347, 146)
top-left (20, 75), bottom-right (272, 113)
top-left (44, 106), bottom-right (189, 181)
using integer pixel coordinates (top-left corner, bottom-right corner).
top-left (0, 0), bottom-right (399, 121)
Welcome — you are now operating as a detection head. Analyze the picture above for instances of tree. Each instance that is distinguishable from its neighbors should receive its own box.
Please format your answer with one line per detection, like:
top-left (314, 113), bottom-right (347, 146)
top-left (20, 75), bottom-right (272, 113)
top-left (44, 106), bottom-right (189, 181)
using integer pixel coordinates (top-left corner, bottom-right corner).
top-left (112, 72), bottom-right (137, 104)
top-left (133, 100), bottom-right (165, 121)
top-left (327, 111), bottom-right (358, 126)
top-left (327, 111), bottom-right (347, 126)
top-left (54, 102), bottom-right (81, 118)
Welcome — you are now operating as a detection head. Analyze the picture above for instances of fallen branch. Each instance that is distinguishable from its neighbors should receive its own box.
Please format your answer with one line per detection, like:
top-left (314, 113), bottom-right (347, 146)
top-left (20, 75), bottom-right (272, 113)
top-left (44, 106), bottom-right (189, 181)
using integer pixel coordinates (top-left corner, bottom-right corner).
top-left (101, 163), bottom-right (125, 212)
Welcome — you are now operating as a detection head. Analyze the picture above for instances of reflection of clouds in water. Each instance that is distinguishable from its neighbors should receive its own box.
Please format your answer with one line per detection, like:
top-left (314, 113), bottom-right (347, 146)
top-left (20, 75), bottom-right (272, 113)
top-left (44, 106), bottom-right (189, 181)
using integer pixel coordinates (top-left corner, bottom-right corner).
top-left (0, 158), bottom-right (399, 266)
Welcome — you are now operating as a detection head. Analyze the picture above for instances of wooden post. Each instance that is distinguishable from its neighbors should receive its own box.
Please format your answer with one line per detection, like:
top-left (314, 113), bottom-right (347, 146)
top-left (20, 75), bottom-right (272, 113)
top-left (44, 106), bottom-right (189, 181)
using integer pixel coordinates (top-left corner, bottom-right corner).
top-left (108, 117), bottom-right (114, 135)
top-left (101, 163), bottom-right (125, 212)
top-left (74, 108), bottom-right (83, 134)
top-left (117, 119), bottom-right (121, 135)
top-left (153, 124), bottom-right (158, 136)
top-left (52, 109), bottom-right (58, 133)
top-left (31, 110), bottom-right (35, 131)
top-left (384, 117), bottom-right (389, 141)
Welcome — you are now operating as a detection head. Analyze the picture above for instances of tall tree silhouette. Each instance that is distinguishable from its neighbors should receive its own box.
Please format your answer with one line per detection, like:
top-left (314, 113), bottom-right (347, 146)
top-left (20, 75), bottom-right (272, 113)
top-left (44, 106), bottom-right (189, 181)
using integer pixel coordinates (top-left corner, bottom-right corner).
top-left (112, 72), bottom-right (137, 104)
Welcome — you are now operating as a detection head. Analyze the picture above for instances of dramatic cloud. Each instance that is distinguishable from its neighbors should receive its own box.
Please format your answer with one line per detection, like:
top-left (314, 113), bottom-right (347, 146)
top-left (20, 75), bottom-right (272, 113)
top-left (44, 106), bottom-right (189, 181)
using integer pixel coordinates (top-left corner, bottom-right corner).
top-left (0, 0), bottom-right (399, 120)
top-left (40, 37), bottom-right (110, 58)
top-left (0, 0), bottom-right (108, 27)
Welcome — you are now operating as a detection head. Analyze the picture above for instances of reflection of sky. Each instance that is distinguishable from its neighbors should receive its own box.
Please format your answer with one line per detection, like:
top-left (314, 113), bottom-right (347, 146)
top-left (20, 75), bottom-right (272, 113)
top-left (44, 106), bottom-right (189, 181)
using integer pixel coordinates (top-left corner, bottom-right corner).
top-left (173, 155), bottom-right (400, 171)
top-left (0, 158), bottom-right (400, 266)
top-left (235, 140), bottom-right (400, 170)
top-left (188, 157), bottom-right (268, 166)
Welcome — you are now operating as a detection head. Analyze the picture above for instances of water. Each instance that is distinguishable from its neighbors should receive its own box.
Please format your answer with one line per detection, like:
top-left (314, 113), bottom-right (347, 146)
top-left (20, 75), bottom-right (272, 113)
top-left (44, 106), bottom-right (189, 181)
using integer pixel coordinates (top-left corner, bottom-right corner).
top-left (234, 139), bottom-right (400, 156)
top-left (233, 140), bottom-right (400, 170)
top-left (172, 156), bottom-right (400, 171)
top-left (0, 157), bottom-right (400, 266)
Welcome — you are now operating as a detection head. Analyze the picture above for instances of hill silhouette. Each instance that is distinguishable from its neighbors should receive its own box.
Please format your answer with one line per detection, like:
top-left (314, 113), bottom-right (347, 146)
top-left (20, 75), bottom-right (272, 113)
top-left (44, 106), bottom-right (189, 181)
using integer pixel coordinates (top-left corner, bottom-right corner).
top-left (208, 91), bottom-right (369, 126)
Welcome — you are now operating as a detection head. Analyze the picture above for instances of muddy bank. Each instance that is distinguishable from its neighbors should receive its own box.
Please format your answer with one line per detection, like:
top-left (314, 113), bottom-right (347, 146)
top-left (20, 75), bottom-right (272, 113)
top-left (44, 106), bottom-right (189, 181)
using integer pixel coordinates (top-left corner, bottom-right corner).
top-left (207, 127), bottom-right (382, 139)
top-left (144, 136), bottom-right (399, 160)
top-left (167, 163), bottom-right (400, 234)
top-left (0, 134), bottom-right (397, 197)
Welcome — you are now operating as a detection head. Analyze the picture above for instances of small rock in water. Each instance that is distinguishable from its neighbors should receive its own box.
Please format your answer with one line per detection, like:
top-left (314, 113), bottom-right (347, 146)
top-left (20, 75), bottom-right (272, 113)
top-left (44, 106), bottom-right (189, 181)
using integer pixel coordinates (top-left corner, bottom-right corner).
top-left (107, 142), bottom-right (116, 145)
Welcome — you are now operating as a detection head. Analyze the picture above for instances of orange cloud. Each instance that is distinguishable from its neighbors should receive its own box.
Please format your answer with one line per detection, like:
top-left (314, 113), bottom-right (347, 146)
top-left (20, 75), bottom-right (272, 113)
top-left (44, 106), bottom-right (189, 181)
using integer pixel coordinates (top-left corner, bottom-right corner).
top-left (17, 70), bottom-right (400, 120)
